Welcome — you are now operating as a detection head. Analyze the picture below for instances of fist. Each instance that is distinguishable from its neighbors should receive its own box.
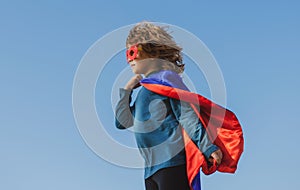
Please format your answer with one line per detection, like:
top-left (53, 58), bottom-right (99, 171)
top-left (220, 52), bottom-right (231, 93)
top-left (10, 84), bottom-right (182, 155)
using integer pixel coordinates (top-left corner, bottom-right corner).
top-left (208, 149), bottom-right (223, 165)
top-left (124, 74), bottom-right (143, 90)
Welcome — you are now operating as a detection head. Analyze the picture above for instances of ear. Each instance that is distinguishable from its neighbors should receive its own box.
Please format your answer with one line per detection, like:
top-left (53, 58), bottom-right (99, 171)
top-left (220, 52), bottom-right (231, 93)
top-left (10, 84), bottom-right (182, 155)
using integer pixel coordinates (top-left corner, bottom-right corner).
top-left (136, 45), bottom-right (143, 58)
top-left (137, 50), bottom-right (146, 59)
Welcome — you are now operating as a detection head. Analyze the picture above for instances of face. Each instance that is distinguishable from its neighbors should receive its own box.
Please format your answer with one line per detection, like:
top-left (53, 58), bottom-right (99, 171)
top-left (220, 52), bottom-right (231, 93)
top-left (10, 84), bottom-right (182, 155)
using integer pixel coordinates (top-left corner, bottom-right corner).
top-left (127, 44), bottom-right (159, 76)
top-left (129, 58), bottom-right (157, 76)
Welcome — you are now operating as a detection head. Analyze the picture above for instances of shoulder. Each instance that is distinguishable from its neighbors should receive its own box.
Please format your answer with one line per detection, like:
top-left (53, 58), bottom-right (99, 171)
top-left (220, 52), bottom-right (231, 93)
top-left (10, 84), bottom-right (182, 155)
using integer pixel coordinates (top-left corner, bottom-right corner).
top-left (136, 87), bottom-right (168, 101)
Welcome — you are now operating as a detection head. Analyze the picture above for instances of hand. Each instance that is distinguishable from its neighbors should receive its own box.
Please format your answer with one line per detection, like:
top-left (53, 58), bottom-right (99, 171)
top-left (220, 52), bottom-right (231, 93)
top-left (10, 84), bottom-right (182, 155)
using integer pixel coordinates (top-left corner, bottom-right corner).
top-left (208, 149), bottom-right (223, 165)
top-left (124, 74), bottom-right (143, 90)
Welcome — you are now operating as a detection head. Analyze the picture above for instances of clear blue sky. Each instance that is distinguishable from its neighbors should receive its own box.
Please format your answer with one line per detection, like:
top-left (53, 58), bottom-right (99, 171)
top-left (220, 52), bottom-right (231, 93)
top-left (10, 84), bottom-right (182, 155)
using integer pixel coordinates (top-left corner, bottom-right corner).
top-left (1, 0), bottom-right (299, 189)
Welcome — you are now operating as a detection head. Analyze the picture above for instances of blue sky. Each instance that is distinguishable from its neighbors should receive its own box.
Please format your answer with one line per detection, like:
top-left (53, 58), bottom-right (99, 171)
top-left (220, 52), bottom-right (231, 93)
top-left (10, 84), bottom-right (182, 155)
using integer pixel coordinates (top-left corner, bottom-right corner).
top-left (1, 0), bottom-right (300, 189)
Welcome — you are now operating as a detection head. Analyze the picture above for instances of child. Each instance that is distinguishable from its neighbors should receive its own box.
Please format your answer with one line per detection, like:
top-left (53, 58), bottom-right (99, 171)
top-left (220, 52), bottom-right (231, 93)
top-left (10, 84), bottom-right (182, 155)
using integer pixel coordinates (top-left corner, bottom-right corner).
top-left (115, 22), bottom-right (223, 190)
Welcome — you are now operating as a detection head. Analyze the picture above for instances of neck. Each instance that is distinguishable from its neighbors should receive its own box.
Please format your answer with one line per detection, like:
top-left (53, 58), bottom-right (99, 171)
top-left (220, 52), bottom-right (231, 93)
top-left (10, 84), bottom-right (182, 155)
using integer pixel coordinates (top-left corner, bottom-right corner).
top-left (144, 69), bottom-right (161, 77)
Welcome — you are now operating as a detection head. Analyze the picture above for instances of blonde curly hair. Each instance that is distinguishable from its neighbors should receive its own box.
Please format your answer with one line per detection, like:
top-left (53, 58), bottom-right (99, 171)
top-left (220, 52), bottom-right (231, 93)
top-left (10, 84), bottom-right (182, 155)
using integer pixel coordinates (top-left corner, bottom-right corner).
top-left (126, 22), bottom-right (185, 73)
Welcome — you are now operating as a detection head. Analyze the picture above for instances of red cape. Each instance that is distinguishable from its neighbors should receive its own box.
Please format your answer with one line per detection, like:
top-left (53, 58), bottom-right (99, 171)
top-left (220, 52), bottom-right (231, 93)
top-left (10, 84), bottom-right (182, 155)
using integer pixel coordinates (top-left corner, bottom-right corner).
top-left (141, 83), bottom-right (244, 179)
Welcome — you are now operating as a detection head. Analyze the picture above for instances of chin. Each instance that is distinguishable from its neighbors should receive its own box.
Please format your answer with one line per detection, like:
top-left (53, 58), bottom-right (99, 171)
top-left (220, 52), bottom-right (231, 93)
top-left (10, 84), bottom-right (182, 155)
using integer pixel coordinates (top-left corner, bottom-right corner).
top-left (132, 69), bottom-right (142, 75)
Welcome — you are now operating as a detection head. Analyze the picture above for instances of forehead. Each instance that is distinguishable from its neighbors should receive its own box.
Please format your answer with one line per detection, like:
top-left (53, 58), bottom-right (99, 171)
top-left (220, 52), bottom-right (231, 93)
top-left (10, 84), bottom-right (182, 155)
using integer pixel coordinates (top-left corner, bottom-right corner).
top-left (126, 43), bottom-right (138, 49)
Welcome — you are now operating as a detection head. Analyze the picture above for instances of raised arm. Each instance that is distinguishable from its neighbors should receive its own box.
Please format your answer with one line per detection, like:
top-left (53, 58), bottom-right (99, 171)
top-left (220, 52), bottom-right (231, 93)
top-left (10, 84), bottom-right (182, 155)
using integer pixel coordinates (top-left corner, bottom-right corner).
top-left (115, 88), bottom-right (134, 129)
top-left (115, 74), bottom-right (142, 129)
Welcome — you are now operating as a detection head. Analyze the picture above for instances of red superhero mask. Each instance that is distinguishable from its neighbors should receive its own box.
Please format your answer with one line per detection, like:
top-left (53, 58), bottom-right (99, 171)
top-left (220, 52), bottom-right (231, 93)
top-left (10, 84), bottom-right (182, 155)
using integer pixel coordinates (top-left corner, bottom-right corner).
top-left (126, 44), bottom-right (141, 63)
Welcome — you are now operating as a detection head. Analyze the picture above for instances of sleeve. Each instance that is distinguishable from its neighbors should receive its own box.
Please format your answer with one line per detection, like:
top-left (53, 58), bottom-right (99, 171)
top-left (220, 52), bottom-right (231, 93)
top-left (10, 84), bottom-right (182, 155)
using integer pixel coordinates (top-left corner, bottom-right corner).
top-left (169, 98), bottom-right (219, 159)
top-left (115, 88), bottom-right (135, 129)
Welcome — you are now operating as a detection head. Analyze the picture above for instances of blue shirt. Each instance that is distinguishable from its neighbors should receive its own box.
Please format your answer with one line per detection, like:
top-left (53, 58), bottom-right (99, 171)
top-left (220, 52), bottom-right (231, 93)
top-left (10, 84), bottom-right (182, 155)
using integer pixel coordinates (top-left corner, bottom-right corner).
top-left (115, 73), bottom-right (218, 179)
